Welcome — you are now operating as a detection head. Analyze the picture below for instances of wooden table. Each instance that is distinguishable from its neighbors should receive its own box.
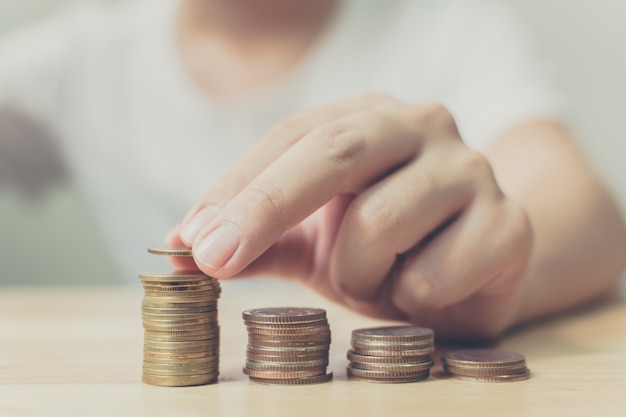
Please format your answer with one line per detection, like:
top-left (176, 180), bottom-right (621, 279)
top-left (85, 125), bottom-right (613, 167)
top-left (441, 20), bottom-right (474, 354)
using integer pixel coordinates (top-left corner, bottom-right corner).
top-left (1, 282), bottom-right (625, 417)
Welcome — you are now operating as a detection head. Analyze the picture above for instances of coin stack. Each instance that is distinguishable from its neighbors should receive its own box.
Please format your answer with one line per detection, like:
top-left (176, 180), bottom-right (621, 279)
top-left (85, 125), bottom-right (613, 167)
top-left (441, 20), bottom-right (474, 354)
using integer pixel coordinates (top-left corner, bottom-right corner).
top-left (347, 326), bottom-right (435, 383)
top-left (442, 349), bottom-right (530, 383)
top-left (139, 245), bottom-right (221, 387)
top-left (242, 307), bottom-right (333, 385)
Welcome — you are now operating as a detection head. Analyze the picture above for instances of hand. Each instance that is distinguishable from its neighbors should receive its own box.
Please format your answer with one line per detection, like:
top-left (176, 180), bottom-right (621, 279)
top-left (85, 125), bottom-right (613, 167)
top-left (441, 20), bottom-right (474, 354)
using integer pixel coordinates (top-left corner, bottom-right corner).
top-left (169, 94), bottom-right (533, 339)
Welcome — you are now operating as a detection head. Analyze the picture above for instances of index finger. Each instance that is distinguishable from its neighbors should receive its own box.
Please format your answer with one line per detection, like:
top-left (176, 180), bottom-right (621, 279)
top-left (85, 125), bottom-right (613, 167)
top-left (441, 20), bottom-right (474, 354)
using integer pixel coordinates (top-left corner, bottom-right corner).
top-left (191, 109), bottom-right (422, 278)
top-left (179, 95), bottom-right (388, 245)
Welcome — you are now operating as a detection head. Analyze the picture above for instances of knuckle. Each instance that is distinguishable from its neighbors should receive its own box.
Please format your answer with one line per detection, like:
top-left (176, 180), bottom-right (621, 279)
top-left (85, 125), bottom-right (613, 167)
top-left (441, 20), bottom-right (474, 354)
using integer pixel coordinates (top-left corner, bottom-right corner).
top-left (392, 268), bottom-right (441, 313)
top-left (243, 180), bottom-right (289, 221)
top-left (414, 103), bottom-right (458, 133)
top-left (317, 122), bottom-right (366, 166)
top-left (350, 196), bottom-right (399, 246)
top-left (456, 149), bottom-right (494, 181)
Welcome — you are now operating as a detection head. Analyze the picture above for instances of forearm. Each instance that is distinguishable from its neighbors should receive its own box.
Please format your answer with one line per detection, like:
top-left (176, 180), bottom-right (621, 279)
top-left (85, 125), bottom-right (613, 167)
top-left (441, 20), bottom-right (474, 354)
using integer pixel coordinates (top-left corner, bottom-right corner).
top-left (487, 121), bottom-right (626, 325)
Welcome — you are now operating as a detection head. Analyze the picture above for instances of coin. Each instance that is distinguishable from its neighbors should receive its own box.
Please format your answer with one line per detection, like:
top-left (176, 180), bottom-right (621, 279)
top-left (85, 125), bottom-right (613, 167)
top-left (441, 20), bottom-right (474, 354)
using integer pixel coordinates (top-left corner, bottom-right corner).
top-left (139, 272), bottom-right (211, 282)
top-left (248, 372), bottom-right (333, 385)
top-left (147, 244), bottom-right (193, 257)
top-left (451, 369), bottom-right (531, 383)
top-left (142, 374), bottom-right (218, 387)
top-left (242, 307), bottom-right (332, 385)
top-left (442, 349), bottom-right (530, 383)
top-left (352, 326), bottom-right (434, 344)
top-left (443, 363), bottom-right (529, 377)
top-left (441, 349), bottom-right (526, 368)
top-left (140, 260), bottom-right (221, 387)
top-left (352, 346), bottom-right (434, 357)
top-left (350, 360), bottom-right (434, 373)
top-left (245, 359), bottom-right (329, 371)
top-left (347, 325), bottom-right (435, 383)
top-left (347, 349), bottom-right (431, 365)
top-left (242, 307), bottom-right (326, 324)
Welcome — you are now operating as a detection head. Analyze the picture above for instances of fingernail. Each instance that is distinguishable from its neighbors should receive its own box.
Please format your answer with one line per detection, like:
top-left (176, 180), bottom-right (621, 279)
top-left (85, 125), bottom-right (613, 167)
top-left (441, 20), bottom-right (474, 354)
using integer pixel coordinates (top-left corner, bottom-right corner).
top-left (180, 205), bottom-right (220, 244)
top-left (194, 222), bottom-right (241, 270)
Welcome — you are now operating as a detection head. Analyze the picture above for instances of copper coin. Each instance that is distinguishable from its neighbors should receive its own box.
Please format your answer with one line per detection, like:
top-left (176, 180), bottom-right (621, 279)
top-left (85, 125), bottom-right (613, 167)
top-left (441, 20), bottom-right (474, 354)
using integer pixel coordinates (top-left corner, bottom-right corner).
top-left (352, 326), bottom-right (434, 343)
top-left (247, 333), bottom-right (330, 342)
top-left (247, 325), bottom-right (331, 336)
top-left (242, 307), bottom-right (326, 324)
top-left (350, 360), bottom-right (434, 373)
top-left (242, 367), bottom-right (326, 379)
top-left (352, 346), bottom-right (434, 357)
top-left (442, 349), bottom-right (526, 369)
top-left (350, 339), bottom-right (433, 351)
top-left (444, 363), bottom-right (529, 377)
top-left (243, 319), bottom-right (328, 329)
top-left (347, 349), bottom-right (431, 365)
top-left (246, 351), bottom-right (327, 363)
top-left (248, 372), bottom-right (333, 385)
top-left (245, 359), bottom-right (328, 371)
top-left (147, 245), bottom-right (194, 257)
top-left (346, 367), bottom-right (432, 380)
top-left (347, 370), bottom-right (429, 384)
top-left (451, 369), bottom-right (531, 383)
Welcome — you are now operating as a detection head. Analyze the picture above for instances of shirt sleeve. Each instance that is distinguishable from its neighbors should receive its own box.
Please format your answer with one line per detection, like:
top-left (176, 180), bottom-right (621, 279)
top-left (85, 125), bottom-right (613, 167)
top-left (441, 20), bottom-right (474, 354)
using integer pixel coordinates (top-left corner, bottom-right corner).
top-left (437, 1), bottom-right (568, 151)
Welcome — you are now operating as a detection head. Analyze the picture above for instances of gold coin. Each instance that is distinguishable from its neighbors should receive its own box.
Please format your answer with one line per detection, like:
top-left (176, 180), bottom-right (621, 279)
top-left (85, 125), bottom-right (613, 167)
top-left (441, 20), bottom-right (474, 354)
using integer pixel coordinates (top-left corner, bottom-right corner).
top-left (143, 350), bottom-right (218, 359)
top-left (139, 272), bottom-right (215, 283)
top-left (143, 366), bottom-right (219, 377)
top-left (144, 339), bottom-right (218, 349)
top-left (142, 373), bottom-right (218, 387)
top-left (143, 357), bottom-right (218, 369)
top-left (248, 372), bottom-right (333, 385)
top-left (143, 356), bottom-right (219, 365)
top-left (147, 245), bottom-right (193, 257)
top-left (242, 307), bottom-right (326, 324)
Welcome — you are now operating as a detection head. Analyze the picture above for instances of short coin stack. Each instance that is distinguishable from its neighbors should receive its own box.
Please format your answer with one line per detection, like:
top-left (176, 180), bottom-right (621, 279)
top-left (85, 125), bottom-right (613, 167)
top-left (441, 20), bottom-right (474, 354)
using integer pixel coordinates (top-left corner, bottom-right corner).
top-left (442, 349), bottom-right (530, 382)
top-left (139, 245), bottom-right (221, 387)
top-left (242, 307), bottom-right (333, 385)
top-left (347, 326), bottom-right (435, 383)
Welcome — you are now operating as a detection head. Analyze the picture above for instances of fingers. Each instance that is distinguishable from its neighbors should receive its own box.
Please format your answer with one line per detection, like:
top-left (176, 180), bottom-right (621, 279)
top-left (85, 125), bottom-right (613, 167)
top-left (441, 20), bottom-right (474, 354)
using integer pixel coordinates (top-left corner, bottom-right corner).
top-left (179, 94), bottom-right (391, 245)
top-left (390, 197), bottom-right (532, 315)
top-left (329, 142), bottom-right (475, 301)
top-left (191, 109), bottom-right (422, 278)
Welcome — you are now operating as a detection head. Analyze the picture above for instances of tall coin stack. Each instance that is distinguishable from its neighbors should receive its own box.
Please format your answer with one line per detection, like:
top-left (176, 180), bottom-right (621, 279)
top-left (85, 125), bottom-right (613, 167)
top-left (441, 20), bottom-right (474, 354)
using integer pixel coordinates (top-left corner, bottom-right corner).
top-left (347, 326), bottom-right (435, 383)
top-left (139, 245), bottom-right (221, 387)
top-left (242, 307), bottom-right (333, 385)
top-left (442, 349), bottom-right (530, 382)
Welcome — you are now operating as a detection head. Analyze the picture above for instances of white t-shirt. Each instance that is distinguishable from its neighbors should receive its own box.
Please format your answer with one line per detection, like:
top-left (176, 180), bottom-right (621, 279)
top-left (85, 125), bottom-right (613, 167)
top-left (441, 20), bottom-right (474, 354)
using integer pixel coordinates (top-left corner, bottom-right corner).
top-left (0, 0), bottom-right (564, 277)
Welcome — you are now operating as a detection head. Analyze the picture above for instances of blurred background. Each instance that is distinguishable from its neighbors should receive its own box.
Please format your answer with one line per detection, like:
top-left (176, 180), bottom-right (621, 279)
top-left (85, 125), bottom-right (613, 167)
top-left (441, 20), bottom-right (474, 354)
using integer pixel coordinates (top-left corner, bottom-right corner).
top-left (1, 0), bottom-right (625, 285)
